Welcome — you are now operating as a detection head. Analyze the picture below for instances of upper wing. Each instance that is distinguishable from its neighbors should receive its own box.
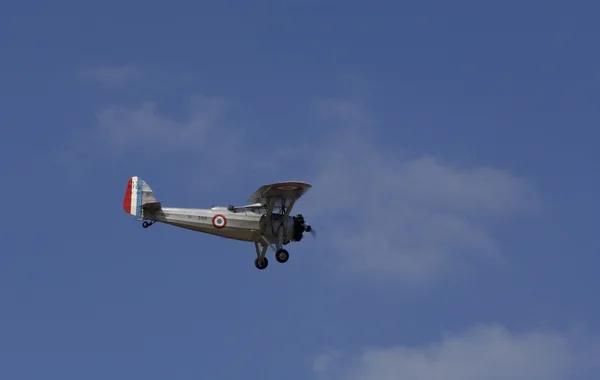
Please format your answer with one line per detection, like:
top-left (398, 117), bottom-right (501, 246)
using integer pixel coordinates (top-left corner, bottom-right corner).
top-left (248, 181), bottom-right (311, 219)
top-left (247, 181), bottom-right (312, 204)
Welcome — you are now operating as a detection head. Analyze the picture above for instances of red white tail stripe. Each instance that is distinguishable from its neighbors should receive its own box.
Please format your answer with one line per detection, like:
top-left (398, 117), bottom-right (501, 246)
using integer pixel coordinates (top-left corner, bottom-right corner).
top-left (122, 176), bottom-right (155, 217)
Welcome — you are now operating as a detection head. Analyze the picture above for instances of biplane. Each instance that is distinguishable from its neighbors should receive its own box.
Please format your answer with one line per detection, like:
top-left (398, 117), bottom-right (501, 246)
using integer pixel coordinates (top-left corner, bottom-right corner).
top-left (122, 176), bottom-right (314, 270)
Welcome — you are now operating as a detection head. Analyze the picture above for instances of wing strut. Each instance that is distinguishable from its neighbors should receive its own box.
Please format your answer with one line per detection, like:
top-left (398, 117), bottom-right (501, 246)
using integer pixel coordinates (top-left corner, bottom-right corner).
top-left (281, 198), bottom-right (296, 220)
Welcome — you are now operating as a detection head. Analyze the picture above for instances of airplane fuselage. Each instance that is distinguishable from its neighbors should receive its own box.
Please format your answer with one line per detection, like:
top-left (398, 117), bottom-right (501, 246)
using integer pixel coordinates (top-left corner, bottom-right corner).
top-left (145, 206), bottom-right (298, 244)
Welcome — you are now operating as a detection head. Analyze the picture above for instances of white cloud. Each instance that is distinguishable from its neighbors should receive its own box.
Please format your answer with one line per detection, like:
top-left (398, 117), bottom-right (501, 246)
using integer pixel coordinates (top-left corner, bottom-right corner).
top-left (59, 94), bottom-right (253, 181)
top-left (79, 64), bottom-right (143, 87)
top-left (93, 95), bottom-right (227, 154)
top-left (302, 99), bottom-right (539, 285)
top-left (312, 324), bottom-right (595, 380)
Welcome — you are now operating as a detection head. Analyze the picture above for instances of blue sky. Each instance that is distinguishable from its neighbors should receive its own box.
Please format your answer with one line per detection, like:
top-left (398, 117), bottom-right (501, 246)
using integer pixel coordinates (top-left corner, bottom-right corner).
top-left (1, 1), bottom-right (599, 379)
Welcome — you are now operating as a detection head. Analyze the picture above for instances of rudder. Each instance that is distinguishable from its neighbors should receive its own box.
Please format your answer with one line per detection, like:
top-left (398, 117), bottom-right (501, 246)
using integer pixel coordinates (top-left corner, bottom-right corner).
top-left (122, 176), bottom-right (157, 217)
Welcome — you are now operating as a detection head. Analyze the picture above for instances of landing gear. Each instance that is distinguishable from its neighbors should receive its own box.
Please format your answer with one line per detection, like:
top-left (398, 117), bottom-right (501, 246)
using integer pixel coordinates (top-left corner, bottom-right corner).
top-left (275, 248), bottom-right (289, 263)
top-left (254, 257), bottom-right (269, 270)
top-left (142, 221), bottom-right (155, 228)
top-left (253, 240), bottom-right (269, 270)
top-left (252, 237), bottom-right (290, 269)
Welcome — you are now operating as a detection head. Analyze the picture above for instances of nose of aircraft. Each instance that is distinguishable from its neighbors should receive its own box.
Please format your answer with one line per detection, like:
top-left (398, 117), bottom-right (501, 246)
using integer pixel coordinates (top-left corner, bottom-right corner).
top-left (305, 224), bottom-right (316, 238)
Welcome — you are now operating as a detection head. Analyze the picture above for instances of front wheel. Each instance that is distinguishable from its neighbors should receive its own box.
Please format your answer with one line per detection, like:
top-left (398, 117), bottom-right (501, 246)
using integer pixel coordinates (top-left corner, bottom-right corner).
top-left (275, 249), bottom-right (289, 263)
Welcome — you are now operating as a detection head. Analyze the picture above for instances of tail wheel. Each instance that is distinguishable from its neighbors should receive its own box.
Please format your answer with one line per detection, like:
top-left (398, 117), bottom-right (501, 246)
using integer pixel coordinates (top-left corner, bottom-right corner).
top-left (142, 221), bottom-right (149, 228)
top-left (275, 249), bottom-right (289, 263)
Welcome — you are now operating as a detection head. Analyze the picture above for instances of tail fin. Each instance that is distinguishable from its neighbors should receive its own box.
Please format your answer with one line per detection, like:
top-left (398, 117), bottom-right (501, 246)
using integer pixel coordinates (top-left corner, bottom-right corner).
top-left (122, 176), bottom-right (158, 217)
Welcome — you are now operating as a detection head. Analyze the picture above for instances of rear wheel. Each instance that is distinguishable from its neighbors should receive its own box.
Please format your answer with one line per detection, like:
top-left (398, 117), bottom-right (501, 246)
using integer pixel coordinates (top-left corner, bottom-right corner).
top-left (254, 257), bottom-right (268, 270)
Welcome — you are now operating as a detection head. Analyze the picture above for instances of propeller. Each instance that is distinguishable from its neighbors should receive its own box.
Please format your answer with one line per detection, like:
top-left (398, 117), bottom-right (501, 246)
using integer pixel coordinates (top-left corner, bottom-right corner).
top-left (296, 214), bottom-right (316, 240)
top-left (305, 225), bottom-right (316, 239)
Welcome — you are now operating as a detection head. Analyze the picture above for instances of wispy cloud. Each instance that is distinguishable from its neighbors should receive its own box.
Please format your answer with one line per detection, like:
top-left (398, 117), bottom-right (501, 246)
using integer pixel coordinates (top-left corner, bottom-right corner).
top-left (93, 95), bottom-right (227, 154)
top-left (79, 64), bottom-right (143, 87)
top-left (313, 324), bottom-right (595, 380)
top-left (58, 93), bottom-right (250, 181)
top-left (62, 63), bottom-right (291, 184)
top-left (302, 99), bottom-right (539, 285)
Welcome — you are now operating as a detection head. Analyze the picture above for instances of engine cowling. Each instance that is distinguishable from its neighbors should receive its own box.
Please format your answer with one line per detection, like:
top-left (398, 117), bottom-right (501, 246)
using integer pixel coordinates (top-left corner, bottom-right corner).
top-left (292, 214), bottom-right (309, 242)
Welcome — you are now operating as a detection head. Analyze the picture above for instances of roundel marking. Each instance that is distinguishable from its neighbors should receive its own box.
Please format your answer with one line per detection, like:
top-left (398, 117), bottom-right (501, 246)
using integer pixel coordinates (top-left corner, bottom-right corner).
top-left (212, 214), bottom-right (227, 229)
top-left (275, 184), bottom-right (301, 191)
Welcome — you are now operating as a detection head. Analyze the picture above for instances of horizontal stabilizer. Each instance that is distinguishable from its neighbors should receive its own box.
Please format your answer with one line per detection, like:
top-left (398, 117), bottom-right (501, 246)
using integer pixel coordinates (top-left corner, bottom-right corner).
top-left (142, 201), bottom-right (162, 210)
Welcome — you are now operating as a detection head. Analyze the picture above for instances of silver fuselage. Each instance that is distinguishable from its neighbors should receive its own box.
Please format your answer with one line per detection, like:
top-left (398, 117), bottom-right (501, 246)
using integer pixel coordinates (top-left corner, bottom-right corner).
top-left (146, 206), bottom-right (294, 243)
